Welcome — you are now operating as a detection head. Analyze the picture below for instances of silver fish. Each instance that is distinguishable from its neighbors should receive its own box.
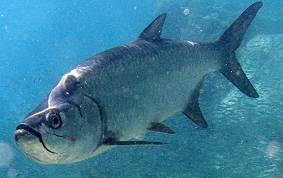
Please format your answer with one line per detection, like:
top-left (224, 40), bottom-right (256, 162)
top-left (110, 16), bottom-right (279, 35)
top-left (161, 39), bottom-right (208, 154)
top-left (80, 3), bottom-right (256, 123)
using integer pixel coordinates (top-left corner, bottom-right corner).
top-left (15, 2), bottom-right (262, 164)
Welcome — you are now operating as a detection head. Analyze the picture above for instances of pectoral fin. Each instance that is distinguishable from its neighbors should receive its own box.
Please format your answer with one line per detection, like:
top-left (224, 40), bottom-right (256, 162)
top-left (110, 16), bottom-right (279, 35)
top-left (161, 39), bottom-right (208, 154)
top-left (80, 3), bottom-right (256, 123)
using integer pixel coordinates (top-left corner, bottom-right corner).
top-left (182, 78), bottom-right (208, 128)
top-left (103, 140), bottom-right (167, 145)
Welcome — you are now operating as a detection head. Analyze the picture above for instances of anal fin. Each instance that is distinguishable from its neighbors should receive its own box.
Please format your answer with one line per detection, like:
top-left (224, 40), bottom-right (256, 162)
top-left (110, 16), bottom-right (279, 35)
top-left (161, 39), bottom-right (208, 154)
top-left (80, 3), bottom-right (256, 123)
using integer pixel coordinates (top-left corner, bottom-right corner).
top-left (182, 77), bottom-right (208, 128)
top-left (148, 122), bottom-right (175, 134)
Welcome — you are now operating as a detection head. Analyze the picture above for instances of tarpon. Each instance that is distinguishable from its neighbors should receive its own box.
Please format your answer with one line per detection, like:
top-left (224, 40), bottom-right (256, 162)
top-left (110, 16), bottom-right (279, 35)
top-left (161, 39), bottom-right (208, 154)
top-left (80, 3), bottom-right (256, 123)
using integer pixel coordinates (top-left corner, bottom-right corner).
top-left (14, 2), bottom-right (262, 164)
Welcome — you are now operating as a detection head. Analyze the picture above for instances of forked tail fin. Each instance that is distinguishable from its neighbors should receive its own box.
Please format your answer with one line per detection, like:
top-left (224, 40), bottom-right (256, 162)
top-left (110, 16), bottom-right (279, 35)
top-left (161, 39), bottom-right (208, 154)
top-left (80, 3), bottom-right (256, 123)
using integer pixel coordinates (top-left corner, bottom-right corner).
top-left (215, 1), bottom-right (262, 98)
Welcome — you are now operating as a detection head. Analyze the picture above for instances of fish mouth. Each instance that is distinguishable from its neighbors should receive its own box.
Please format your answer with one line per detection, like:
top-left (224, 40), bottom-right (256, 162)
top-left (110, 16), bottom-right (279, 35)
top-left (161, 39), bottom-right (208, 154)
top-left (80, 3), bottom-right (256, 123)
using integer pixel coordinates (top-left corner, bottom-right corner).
top-left (15, 124), bottom-right (58, 154)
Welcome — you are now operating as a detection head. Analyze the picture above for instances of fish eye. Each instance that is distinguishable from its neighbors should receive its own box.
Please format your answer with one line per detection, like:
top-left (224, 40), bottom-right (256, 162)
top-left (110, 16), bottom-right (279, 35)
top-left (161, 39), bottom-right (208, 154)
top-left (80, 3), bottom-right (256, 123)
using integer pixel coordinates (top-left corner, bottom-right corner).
top-left (46, 112), bottom-right (62, 129)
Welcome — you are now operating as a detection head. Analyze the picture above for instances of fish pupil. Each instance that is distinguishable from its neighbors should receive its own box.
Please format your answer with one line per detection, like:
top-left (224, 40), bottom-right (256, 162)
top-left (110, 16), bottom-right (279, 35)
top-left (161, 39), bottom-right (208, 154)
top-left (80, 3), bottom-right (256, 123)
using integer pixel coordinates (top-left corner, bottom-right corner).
top-left (47, 112), bottom-right (62, 129)
top-left (53, 117), bottom-right (59, 125)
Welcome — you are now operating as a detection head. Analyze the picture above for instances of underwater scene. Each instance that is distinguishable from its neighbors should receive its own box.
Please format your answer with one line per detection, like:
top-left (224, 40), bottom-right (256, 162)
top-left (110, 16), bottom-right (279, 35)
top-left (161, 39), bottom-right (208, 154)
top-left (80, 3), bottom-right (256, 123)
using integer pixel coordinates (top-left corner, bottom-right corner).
top-left (1, 0), bottom-right (283, 177)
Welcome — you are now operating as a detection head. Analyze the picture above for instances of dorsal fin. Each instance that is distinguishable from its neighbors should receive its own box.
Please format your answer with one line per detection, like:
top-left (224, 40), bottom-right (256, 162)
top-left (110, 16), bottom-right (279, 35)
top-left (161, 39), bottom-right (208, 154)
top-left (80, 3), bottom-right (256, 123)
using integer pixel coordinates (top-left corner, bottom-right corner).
top-left (138, 13), bottom-right (167, 41)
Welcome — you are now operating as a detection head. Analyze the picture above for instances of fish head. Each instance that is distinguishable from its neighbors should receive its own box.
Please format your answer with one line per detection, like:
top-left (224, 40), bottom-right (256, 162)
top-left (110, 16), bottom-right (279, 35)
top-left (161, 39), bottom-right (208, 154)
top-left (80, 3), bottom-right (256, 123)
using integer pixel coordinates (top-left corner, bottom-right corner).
top-left (14, 74), bottom-right (103, 164)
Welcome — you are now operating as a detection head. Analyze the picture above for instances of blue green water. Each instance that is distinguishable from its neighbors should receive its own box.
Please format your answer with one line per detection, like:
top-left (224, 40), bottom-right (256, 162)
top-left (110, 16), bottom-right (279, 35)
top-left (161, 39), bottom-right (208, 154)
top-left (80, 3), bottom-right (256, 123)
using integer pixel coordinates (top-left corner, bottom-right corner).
top-left (1, 0), bottom-right (283, 177)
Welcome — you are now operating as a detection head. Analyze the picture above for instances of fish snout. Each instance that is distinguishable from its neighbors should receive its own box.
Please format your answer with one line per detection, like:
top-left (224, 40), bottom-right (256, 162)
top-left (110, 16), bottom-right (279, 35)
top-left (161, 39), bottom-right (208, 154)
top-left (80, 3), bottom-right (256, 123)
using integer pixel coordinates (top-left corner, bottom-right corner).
top-left (15, 124), bottom-right (42, 142)
top-left (14, 124), bottom-right (47, 162)
top-left (14, 114), bottom-right (44, 144)
top-left (14, 128), bottom-right (40, 155)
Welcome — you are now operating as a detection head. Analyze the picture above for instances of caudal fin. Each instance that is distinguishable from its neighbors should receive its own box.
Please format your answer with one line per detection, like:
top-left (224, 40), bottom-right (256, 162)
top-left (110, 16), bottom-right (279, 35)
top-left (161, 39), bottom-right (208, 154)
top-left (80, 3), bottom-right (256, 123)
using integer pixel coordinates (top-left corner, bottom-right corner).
top-left (215, 1), bottom-right (262, 98)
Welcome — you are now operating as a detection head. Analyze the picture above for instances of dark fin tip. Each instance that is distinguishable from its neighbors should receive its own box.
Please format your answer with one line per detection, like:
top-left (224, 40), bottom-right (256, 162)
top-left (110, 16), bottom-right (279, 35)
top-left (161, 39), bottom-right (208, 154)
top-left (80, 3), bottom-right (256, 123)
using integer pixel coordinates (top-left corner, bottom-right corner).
top-left (182, 78), bottom-right (208, 128)
top-left (217, 1), bottom-right (263, 50)
top-left (182, 111), bottom-right (208, 128)
top-left (219, 59), bottom-right (259, 99)
top-left (138, 13), bottom-right (167, 41)
top-left (148, 122), bottom-right (176, 134)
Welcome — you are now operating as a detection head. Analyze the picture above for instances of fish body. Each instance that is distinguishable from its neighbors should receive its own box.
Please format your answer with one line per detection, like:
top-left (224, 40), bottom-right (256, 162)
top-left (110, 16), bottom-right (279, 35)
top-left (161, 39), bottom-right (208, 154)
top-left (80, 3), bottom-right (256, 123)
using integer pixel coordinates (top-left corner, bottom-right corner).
top-left (14, 2), bottom-right (262, 164)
